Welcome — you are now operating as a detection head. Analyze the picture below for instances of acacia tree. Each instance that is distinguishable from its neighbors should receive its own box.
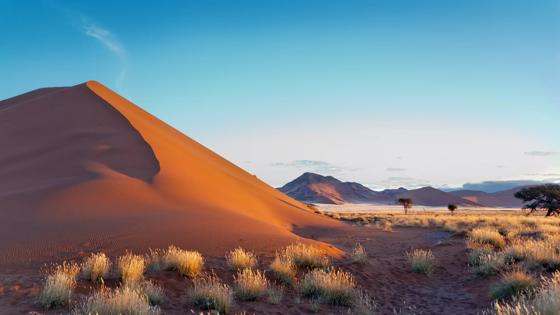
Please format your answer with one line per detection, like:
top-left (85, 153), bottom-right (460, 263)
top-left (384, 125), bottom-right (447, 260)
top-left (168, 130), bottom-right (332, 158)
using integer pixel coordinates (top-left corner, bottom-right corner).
top-left (514, 184), bottom-right (560, 217)
top-left (447, 204), bottom-right (458, 215)
top-left (398, 198), bottom-right (413, 215)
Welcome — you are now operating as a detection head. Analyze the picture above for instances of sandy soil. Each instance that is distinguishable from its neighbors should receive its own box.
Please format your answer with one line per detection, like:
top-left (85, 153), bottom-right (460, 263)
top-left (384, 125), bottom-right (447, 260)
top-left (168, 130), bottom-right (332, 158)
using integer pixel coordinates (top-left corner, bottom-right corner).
top-left (0, 224), bottom-right (495, 314)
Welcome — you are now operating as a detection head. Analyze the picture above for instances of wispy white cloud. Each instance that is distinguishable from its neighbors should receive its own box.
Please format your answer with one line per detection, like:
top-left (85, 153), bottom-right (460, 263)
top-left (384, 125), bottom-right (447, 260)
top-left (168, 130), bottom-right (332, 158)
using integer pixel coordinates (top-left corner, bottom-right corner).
top-left (525, 151), bottom-right (560, 157)
top-left (271, 160), bottom-right (342, 174)
top-left (386, 167), bottom-right (405, 172)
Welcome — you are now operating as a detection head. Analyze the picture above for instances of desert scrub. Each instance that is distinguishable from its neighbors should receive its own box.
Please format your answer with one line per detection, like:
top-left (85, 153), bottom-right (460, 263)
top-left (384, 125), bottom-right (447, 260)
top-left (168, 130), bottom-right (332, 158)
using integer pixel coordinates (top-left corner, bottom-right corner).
top-left (504, 240), bottom-right (560, 271)
top-left (117, 252), bottom-right (145, 284)
top-left (226, 247), bottom-right (257, 270)
top-left (406, 249), bottom-right (435, 275)
top-left (487, 272), bottom-right (560, 315)
top-left (300, 268), bottom-right (356, 306)
top-left (145, 248), bottom-right (165, 272)
top-left (81, 252), bottom-right (111, 282)
top-left (125, 280), bottom-right (165, 306)
top-left (73, 285), bottom-right (159, 315)
top-left (234, 268), bottom-right (269, 301)
top-left (270, 254), bottom-right (296, 285)
top-left (469, 228), bottom-right (506, 249)
top-left (350, 243), bottom-right (368, 264)
top-left (39, 262), bottom-right (80, 309)
top-left (354, 289), bottom-right (377, 315)
top-left (266, 285), bottom-right (284, 304)
top-left (163, 245), bottom-right (204, 277)
top-left (490, 271), bottom-right (537, 300)
top-left (473, 253), bottom-right (507, 277)
top-left (282, 243), bottom-right (329, 268)
top-left (191, 273), bottom-right (233, 313)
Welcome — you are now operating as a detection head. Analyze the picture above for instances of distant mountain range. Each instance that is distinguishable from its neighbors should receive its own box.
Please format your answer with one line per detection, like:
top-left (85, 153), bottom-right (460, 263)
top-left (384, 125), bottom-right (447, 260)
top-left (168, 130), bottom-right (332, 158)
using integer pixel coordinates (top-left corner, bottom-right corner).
top-left (279, 172), bottom-right (525, 208)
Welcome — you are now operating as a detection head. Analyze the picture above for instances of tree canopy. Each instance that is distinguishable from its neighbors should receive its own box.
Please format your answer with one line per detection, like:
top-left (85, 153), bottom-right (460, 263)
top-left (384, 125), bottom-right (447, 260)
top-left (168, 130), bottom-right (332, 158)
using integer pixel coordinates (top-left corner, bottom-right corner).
top-left (514, 184), bottom-right (560, 216)
top-left (398, 198), bottom-right (413, 214)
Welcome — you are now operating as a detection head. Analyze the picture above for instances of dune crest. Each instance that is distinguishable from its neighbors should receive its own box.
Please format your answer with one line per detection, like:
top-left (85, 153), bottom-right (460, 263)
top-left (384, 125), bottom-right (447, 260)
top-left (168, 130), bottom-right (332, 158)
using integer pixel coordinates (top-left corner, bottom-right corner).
top-left (0, 81), bottom-right (342, 264)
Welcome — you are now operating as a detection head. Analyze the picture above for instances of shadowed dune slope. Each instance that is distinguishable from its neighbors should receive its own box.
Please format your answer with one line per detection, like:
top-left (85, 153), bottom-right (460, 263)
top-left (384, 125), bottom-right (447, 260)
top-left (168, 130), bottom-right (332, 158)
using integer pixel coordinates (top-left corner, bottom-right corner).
top-left (0, 81), bottom-right (343, 264)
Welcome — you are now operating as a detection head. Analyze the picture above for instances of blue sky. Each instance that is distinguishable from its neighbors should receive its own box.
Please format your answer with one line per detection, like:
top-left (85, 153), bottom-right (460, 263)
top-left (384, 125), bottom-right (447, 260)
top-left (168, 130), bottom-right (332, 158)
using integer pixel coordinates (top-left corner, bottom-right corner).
top-left (1, 0), bottom-right (559, 190)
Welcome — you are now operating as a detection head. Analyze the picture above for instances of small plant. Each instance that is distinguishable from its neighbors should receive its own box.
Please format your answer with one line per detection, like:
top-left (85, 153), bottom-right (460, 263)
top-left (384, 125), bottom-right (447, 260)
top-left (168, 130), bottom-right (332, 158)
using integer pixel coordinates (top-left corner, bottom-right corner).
top-left (473, 253), bottom-right (507, 277)
top-left (226, 247), bottom-right (257, 270)
top-left (73, 285), bottom-right (159, 315)
top-left (354, 289), bottom-right (377, 315)
top-left (300, 268), bottom-right (356, 306)
top-left (145, 249), bottom-right (165, 272)
top-left (191, 273), bottom-right (233, 313)
top-left (81, 252), bottom-right (111, 282)
top-left (469, 228), bottom-right (506, 249)
top-left (406, 249), bottom-right (435, 275)
top-left (117, 252), bottom-right (145, 284)
top-left (163, 245), bottom-right (204, 277)
top-left (270, 254), bottom-right (297, 285)
top-left (267, 285), bottom-right (284, 304)
top-left (282, 243), bottom-right (329, 268)
top-left (490, 271), bottom-right (537, 300)
top-left (142, 281), bottom-right (165, 306)
top-left (350, 243), bottom-right (368, 264)
top-left (39, 262), bottom-right (80, 309)
top-left (234, 268), bottom-right (269, 301)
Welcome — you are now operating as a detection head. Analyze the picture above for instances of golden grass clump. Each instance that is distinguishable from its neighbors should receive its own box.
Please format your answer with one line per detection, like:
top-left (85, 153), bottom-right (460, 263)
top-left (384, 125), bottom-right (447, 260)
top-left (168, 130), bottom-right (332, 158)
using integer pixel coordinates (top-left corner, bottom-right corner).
top-left (145, 248), bottom-right (165, 272)
top-left (191, 273), bottom-right (233, 313)
top-left (233, 268), bottom-right (269, 301)
top-left (163, 245), bottom-right (204, 277)
top-left (406, 249), bottom-right (435, 275)
top-left (488, 272), bottom-right (560, 315)
top-left (469, 228), bottom-right (506, 249)
top-left (73, 285), bottom-right (160, 315)
top-left (504, 240), bottom-right (560, 271)
top-left (270, 254), bottom-right (297, 285)
top-left (490, 271), bottom-right (537, 300)
top-left (350, 243), bottom-right (368, 264)
top-left (226, 247), bottom-right (257, 270)
top-left (81, 252), bottom-right (111, 282)
top-left (39, 262), bottom-right (80, 309)
top-left (473, 252), bottom-right (507, 277)
top-left (282, 243), bottom-right (329, 268)
top-left (300, 268), bottom-right (357, 306)
top-left (117, 252), bottom-right (145, 284)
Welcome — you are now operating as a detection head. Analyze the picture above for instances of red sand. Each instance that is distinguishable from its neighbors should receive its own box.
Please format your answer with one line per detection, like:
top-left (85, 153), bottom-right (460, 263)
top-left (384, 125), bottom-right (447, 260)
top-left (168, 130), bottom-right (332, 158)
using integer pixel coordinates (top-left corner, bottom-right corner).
top-left (0, 81), bottom-right (343, 265)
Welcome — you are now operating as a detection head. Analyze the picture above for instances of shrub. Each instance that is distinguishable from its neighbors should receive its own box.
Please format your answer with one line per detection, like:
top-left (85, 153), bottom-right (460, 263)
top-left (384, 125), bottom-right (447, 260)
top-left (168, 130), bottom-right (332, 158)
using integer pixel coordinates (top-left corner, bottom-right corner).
top-left (39, 262), bottom-right (80, 309)
top-left (191, 273), bottom-right (233, 313)
top-left (234, 268), bottom-right (269, 301)
top-left (473, 253), bottom-right (507, 277)
top-left (145, 249), bottom-right (165, 272)
top-left (270, 254), bottom-right (296, 285)
top-left (490, 271), bottom-right (537, 301)
top-left (354, 289), bottom-right (377, 315)
top-left (141, 281), bottom-right (164, 306)
top-left (350, 243), bottom-right (368, 264)
top-left (300, 268), bottom-right (356, 306)
top-left (117, 253), bottom-right (145, 284)
top-left (282, 243), bottom-right (329, 268)
top-left (226, 247), bottom-right (257, 270)
top-left (406, 249), bottom-right (435, 275)
top-left (163, 246), bottom-right (204, 277)
top-left (73, 285), bottom-right (159, 315)
top-left (81, 252), bottom-right (111, 282)
top-left (267, 285), bottom-right (284, 304)
top-left (469, 228), bottom-right (506, 249)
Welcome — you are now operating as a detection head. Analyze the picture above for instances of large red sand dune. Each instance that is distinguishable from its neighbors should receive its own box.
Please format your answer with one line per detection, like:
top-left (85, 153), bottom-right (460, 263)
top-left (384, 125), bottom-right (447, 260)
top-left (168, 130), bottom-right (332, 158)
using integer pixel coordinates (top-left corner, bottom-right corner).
top-left (0, 81), bottom-right (343, 265)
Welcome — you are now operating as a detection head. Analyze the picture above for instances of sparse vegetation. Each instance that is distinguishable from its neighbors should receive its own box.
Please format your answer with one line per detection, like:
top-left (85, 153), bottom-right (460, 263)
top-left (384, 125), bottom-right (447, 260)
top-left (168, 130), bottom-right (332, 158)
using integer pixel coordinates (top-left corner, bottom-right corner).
top-left (191, 273), bottom-right (233, 313)
top-left (469, 228), bottom-right (506, 249)
top-left (300, 268), bottom-right (356, 306)
top-left (73, 285), bottom-right (159, 315)
top-left (282, 243), bottom-right (329, 268)
top-left (406, 249), bottom-right (435, 275)
top-left (490, 271), bottom-right (536, 300)
top-left (81, 252), bottom-right (111, 282)
top-left (162, 245), bottom-right (204, 277)
top-left (226, 247), bottom-right (257, 270)
top-left (39, 262), bottom-right (80, 309)
top-left (117, 252), bottom-right (145, 284)
top-left (266, 285), bottom-right (284, 304)
top-left (270, 253), bottom-right (297, 284)
top-left (233, 268), bottom-right (269, 301)
top-left (350, 243), bottom-right (368, 264)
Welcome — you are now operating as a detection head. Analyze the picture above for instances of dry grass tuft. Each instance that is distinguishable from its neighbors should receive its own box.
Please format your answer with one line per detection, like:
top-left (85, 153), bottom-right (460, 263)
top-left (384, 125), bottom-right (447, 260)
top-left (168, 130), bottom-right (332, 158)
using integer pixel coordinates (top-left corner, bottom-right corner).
top-left (469, 228), bottom-right (506, 249)
top-left (270, 254), bottom-right (297, 285)
top-left (191, 273), bottom-right (233, 313)
top-left (145, 249), bottom-right (165, 272)
top-left (472, 252), bottom-right (507, 277)
top-left (490, 271), bottom-right (537, 300)
top-left (39, 262), bottom-right (80, 309)
top-left (117, 252), bottom-right (145, 284)
top-left (266, 285), bottom-right (284, 305)
top-left (282, 243), bottom-right (330, 269)
top-left (406, 249), bottom-right (435, 275)
top-left (300, 268), bottom-right (356, 306)
top-left (73, 285), bottom-right (159, 315)
top-left (81, 252), bottom-right (111, 282)
top-left (234, 268), bottom-right (269, 301)
top-left (226, 247), bottom-right (257, 270)
top-left (163, 246), bottom-right (204, 278)
top-left (350, 243), bottom-right (368, 264)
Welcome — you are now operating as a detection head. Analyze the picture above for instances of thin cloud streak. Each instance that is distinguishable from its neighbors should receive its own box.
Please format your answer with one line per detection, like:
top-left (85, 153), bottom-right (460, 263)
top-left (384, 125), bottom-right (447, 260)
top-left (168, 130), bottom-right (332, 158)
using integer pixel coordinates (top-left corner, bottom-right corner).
top-left (525, 151), bottom-right (560, 157)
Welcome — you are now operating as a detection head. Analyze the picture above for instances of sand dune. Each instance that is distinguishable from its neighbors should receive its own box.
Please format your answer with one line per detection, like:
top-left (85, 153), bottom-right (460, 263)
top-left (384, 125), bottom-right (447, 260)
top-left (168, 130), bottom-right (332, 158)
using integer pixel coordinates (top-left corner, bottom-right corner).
top-left (0, 81), bottom-right (342, 265)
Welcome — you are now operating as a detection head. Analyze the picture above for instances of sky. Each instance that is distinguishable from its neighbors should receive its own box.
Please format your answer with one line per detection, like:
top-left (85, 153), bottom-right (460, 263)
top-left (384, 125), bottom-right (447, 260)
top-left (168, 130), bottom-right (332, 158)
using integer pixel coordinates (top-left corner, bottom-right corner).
top-left (1, 0), bottom-right (559, 191)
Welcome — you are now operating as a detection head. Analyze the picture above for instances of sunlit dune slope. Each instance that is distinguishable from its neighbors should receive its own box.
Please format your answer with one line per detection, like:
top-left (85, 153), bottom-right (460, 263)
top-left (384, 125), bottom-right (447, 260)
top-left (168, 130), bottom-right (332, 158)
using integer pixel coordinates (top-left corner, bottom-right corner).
top-left (0, 81), bottom-right (343, 264)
